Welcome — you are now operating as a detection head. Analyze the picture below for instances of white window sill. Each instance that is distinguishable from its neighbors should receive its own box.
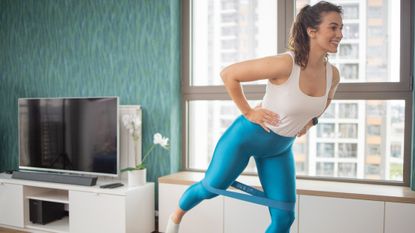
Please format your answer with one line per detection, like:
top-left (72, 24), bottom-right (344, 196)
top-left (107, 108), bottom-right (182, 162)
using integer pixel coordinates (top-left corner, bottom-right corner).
top-left (158, 171), bottom-right (415, 203)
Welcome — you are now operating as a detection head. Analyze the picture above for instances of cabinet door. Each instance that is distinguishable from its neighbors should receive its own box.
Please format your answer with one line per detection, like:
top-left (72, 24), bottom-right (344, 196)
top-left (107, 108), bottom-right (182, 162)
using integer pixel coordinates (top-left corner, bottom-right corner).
top-left (69, 191), bottom-right (125, 233)
top-left (0, 183), bottom-right (24, 227)
top-left (385, 202), bottom-right (415, 233)
top-left (299, 195), bottom-right (384, 233)
top-left (224, 195), bottom-right (298, 233)
top-left (159, 183), bottom-right (224, 233)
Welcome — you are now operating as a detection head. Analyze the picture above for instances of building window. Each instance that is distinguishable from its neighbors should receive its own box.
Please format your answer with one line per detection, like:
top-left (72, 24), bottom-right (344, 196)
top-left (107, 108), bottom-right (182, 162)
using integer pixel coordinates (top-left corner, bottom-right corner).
top-left (184, 0), bottom-right (412, 185)
top-left (338, 123), bottom-right (358, 138)
top-left (317, 123), bottom-right (335, 138)
top-left (296, 162), bottom-right (306, 173)
top-left (339, 63), bottom-right (359, 81)
top-left (317, 143), bottom-right (335, 158)
top-left (338, 162), bottom-right (357, 178)
top-left (316, 162), bottom-right (335, 176)
top-left (368, 144), bottom-right (381, 156)
top-left (366, 164), bottom-right (381, 176)
top-left (368, 125), bottom-right (381, 136)
top-left (338, 143), bottom-right (357, 158)
top-left (390, 143), bottom-right (402, 159)
top-left (320, 104), bottom-right (335, 119)
top-left (339, 103), bottom-right (358, 119)
top-left (339, 44), bottom-right (359, 59)
top-left (342, 4), bottom-right (359, 19)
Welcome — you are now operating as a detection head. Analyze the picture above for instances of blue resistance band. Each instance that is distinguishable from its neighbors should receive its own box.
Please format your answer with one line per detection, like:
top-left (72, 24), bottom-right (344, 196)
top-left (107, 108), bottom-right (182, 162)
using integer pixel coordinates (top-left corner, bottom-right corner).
top-left (201, 180), bottom-right (295, 212)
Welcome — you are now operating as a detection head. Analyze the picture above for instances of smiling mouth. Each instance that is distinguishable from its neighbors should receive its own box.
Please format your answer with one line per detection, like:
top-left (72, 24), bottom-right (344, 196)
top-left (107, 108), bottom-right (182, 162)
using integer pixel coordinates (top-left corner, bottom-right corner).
top-left (330, 41), bottom-right (340, 47)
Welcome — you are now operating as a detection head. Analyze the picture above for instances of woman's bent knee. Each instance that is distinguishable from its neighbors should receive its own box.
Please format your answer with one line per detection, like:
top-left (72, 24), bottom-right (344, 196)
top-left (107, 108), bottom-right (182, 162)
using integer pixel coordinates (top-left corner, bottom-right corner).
top-left (178, 182), bottom-right (218, 211)
top-left (266, 209), bottom-right (295, 233)
top-left (197, 182), bottom-right (218, 200)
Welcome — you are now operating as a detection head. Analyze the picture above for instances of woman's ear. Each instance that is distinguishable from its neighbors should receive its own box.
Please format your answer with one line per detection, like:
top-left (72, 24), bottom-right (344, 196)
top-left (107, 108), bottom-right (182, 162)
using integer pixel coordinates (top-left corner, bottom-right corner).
top-left (307, 27), bottom-right (316, 38)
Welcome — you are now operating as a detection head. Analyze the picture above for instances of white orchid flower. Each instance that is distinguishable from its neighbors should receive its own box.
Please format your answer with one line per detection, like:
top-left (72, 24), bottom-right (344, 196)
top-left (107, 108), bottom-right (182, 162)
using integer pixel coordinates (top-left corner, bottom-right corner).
top-left (132, 118), bottom-right (142, 129)
top-left (122, 115), bottom-right (131, 127)
top-left (153, 133), bottom-right (169, 149)
top-left (121, 131), bottom-right (170, 172)
top-left (122, 113), bottom-right (141, 141)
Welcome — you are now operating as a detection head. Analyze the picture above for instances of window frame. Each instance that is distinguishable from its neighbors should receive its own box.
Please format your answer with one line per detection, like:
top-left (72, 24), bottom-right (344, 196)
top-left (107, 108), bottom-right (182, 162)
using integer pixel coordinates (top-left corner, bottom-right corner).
top-left (181, 0), bottom-right (413, 186)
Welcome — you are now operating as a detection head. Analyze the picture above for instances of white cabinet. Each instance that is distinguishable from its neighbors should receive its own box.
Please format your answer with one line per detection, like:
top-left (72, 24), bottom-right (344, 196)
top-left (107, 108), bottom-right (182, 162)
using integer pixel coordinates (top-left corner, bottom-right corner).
top-left (0, 176), bottom-right (154, 233)
top-left (159, 183), bottom-right (298, 233)
top-left (70, 191), bottom-right (126, 233)
top-left (159, 183), bottom-right (224, 233)
top-left (69, 184), bottom-right (154, 233)
top-left (0, 183), bottom-right (24, 228)
top-left (385, 202), bottom-right (415, 233)
top-left (159, 173), bottom-right (415, 233)
top-left (224, 195), bottom-right (298, 233)
top-left (299, 195), bottom-right (384, 233)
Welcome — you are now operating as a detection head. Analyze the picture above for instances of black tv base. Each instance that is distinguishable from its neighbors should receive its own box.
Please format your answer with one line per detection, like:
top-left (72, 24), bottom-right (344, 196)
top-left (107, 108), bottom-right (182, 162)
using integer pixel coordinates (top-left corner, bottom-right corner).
top-left (12, 171), bottom-right (97, 186)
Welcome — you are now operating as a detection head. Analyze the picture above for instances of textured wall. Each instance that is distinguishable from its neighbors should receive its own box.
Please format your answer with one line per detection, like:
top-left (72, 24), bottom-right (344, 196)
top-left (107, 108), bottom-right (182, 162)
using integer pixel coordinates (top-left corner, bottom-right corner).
top-left (412, 1), bottom-right (415, 191)
top-left (0, 0), bottom-right (181, 183)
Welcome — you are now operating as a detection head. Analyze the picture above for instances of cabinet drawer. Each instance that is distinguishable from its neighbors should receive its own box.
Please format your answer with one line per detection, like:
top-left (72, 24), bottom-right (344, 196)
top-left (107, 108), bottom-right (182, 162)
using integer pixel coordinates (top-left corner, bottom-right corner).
top-left (385, 202), bottom-right (415, 233)
top-left (69, 191), bottom-right (125, 233)
top-left (299, 195), bottom-right (383, 233)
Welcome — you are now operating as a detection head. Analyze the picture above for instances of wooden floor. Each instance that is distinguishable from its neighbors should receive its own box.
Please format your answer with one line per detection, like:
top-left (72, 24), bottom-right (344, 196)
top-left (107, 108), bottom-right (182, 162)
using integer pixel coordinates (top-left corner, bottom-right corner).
top-left (0, 227), bottom-right (160, 233)
top-left (0, 228), bottom-right (27, 233)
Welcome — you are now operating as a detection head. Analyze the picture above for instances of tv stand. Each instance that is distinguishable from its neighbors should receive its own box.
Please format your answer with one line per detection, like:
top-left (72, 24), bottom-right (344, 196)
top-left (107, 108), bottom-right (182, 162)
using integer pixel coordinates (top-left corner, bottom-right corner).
top-left (0, 173), bottom-right (154, 233)
top-left (12, 171), bottom-right (97, 186)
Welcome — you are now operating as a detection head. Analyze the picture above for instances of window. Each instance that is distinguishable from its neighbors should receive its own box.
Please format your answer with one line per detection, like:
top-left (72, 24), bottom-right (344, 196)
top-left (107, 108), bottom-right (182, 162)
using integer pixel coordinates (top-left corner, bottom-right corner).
top-left (390, 142), bottom-right (402, 159)
top-left (338, 143), bottom-right (357, 158)
top-left (366, 164), bottom-right (381, 176)
top-left (339, 44), bottom-right (358, 59)
top-left (338, 162), bottom-right (357, 178)
top-left (339, 103), bottom-right (358, 119)
top-left (343, 24), bottom-right (359, 40)
top-left (338, 123), bottom-right (358, 138)
top-left (184, 0), bottom-right (412, 185)
top-left (296, 162), bottom-right (306, 173)
top-left (342, 4), bottom-right (359, 19)
top-left (368, 125), bottom-right (381, 136)
top-left (339, 64), bottom-right (359, 81)
top-left (317, 143), bottom-right (335, 158)
top-left (321, 104), bottom-right (335, 119)
top-left (317, 123), bottom-right (335, 138)
top-left (316, 162), bottom-right (335, 176)
top-left (294, 143), bottom-right (307, 154)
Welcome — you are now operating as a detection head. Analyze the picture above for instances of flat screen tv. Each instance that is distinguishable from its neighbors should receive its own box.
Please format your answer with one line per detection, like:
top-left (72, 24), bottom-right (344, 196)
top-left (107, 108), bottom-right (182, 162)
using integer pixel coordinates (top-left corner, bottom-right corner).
top-left (18, 97), bottom-right (119, 176)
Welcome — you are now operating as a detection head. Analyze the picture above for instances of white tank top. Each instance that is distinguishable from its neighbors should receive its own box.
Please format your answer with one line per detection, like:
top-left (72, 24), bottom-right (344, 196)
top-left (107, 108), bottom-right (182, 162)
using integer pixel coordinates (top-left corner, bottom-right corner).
top-left (262, 51), bottom-right (332, 137)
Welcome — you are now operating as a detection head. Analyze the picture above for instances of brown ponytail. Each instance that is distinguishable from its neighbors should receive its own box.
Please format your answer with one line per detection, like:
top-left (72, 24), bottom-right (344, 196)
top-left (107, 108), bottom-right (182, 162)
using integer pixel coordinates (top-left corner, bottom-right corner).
top-left (288, 1), bottom-right (343, 69)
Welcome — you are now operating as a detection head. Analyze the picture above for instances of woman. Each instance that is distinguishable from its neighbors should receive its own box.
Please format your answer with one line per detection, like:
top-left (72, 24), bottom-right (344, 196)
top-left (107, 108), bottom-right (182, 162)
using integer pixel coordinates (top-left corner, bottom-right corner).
top-left (166, 1), bottom-right (343, 233)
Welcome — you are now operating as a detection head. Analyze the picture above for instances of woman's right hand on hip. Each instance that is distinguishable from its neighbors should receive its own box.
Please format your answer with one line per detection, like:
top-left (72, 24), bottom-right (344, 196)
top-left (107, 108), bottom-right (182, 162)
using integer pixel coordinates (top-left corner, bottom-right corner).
top-left (244, 106), bottom-right (280, 133)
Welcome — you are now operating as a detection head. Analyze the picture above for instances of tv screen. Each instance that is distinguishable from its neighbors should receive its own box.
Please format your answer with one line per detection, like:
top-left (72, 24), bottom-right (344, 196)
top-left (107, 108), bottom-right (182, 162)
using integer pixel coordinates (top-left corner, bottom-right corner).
top-left (18, 97), bottom-right (119, 176)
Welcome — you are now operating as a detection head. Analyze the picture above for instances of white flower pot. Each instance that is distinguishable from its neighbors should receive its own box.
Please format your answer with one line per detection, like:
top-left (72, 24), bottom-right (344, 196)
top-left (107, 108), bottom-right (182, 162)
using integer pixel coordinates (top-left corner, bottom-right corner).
top-left (128, 169), bottom-right (146, 187)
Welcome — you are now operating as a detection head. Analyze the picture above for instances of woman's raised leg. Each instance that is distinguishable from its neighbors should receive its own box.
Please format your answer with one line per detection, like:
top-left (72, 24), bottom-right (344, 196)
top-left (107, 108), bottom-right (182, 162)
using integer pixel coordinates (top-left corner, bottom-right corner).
top-left (166, 116), bottom-right (252, 232)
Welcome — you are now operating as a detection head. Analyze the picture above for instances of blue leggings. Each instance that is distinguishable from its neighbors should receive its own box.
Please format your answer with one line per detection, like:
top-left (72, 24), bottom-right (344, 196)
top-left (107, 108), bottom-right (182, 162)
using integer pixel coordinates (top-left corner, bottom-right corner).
top-left (179, 115), bottom-right (296, 233)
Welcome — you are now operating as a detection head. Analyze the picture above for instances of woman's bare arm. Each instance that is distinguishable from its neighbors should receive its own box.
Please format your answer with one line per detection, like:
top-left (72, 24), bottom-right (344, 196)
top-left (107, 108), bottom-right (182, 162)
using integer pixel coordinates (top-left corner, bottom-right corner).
top-left (221, 54), bottom-right (290, 114)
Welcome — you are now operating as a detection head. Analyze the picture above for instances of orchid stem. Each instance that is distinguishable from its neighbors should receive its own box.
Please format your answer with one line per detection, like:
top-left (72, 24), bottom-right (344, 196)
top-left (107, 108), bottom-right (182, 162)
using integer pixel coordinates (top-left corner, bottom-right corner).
top-left (141, 144), bottom-right (156, 165)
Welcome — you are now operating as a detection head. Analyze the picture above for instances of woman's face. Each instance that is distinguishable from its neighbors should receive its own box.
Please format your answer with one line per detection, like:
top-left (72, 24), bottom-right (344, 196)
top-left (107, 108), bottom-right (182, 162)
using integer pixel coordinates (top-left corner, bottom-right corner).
top-left (312, 11), bottom-right (343, 53)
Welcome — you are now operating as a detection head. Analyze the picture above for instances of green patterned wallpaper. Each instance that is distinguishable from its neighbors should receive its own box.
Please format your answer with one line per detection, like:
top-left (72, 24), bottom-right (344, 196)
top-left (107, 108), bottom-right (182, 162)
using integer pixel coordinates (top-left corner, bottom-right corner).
top-left (412, 1), bottom-right (415, 191)
top-left (0, 0), bottom-right (181, 183)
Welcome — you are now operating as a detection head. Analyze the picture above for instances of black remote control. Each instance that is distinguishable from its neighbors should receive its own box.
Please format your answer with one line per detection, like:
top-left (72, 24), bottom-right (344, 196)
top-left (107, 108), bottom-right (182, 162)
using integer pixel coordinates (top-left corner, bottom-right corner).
top-left (100, 182), bottom-right (124, 189)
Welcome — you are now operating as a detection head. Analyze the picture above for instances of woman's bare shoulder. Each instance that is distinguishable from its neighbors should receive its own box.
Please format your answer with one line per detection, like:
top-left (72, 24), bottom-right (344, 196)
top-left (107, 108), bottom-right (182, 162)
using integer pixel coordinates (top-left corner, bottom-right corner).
top-left (268, 52), bottom-right (293, 80)
top-left (331, 64), bottom-right (340, 85)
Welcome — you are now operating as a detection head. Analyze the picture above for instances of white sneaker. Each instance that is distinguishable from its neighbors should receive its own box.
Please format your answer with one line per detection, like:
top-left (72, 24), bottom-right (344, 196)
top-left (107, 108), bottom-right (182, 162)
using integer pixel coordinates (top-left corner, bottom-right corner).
top-left (165, 214), bottom-right (180, 233)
